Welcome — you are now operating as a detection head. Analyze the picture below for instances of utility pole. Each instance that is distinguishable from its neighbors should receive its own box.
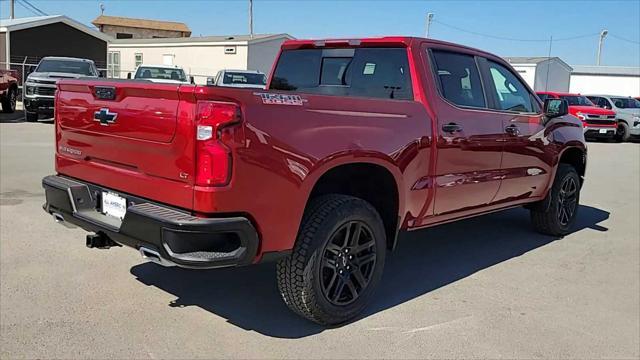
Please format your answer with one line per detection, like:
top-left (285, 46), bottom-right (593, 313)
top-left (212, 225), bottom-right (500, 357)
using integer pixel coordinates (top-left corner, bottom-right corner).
top-left (425, 13), bottom-right (434, 38)
top-left (596, 29), bottom-right (608, 66)
top-left (10, 0), bottom-right (15, 19)
top-left (249, 0), bottom-right (254, 39)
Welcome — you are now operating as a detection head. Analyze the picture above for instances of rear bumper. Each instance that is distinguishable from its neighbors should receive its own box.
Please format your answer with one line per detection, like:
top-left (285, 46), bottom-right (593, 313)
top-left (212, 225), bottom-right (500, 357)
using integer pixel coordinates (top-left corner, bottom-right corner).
top-left (24, 96), bottom-right (54, 116)
top-left (42, 175), bottom-right (259, 269)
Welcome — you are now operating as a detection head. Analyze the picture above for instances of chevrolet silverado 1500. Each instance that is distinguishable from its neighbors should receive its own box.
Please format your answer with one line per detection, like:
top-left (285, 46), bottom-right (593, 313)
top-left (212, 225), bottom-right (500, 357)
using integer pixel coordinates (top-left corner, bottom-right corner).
top-left (43, 37), bottom-right (587, 325)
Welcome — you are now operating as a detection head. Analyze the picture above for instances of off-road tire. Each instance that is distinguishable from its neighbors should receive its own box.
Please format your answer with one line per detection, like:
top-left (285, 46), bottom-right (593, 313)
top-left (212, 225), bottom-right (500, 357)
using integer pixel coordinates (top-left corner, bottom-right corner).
top-left (530, 164), bottom-right (580, 236)
top-left (615, 121), bottom-right (630, 142)
top-left (276, 194), bottom-right (386, 325)
top-left (25, 111), bottom-right (38, 122)
top-left (1, 87), bottom-right (16, 113)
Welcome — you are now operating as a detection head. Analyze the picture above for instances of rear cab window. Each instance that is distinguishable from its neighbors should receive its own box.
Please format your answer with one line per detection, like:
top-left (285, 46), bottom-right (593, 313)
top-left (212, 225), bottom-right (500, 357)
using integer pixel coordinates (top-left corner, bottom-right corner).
top-left (270, 47), bottom-right (413, 100)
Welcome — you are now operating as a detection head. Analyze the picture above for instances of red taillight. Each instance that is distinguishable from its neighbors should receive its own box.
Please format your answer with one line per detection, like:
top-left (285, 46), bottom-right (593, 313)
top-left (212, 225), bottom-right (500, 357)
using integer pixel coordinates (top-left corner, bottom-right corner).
top-left (195, 101), bottom-right (240, 186)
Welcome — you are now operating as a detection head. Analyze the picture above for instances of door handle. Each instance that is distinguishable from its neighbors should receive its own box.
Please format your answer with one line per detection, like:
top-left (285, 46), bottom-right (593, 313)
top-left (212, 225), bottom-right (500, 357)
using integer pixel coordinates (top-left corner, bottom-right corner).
top-left (442, 123), bottom-right (462, 133)
top-left (505, 124), bottom-right (520, 136)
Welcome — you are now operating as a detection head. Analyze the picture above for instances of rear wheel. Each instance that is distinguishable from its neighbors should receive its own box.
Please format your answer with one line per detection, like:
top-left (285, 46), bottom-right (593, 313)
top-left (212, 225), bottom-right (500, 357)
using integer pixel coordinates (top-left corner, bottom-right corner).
top-left (276, 195), bottom-right (386, 325)
top-left (530, 164), bottom-right (580, 236)
top-left (615, 121), bottom-right (630, 142)
top-left (1, 88), bottom-right (16, 113)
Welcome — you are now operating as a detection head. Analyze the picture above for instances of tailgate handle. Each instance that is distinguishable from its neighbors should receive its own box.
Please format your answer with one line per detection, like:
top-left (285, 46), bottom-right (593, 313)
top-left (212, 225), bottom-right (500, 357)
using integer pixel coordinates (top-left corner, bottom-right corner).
top-left (95, 86), bottom-right (116, 100)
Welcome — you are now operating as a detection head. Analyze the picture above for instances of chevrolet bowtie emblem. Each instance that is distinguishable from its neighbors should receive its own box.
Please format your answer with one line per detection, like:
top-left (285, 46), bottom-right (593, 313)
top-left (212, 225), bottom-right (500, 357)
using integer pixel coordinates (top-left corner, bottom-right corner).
top-left (94, 108), bottom-right (118, 126)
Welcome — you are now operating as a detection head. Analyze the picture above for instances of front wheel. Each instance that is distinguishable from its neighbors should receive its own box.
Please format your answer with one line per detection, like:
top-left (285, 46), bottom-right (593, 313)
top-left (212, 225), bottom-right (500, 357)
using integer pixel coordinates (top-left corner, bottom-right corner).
top-left (530, 164), bottom-right (580, 236)
top-left (615, 121), bottom-right (630, 142)
top-left (1, 88), bottom-right (17, 113)
top-left (277, 195), bottom-right (386, 325)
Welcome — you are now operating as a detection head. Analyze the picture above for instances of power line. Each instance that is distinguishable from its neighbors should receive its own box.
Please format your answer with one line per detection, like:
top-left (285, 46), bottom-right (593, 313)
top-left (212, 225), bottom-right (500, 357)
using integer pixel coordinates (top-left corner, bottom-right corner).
top-left (15, 0), bottom-right (41, 16)
top-left (18, 0), bottom-right (48, 16)
top-left (432, 19), bottom-right (599, 42)
top-left (609, 34), bottom-right (640, 45)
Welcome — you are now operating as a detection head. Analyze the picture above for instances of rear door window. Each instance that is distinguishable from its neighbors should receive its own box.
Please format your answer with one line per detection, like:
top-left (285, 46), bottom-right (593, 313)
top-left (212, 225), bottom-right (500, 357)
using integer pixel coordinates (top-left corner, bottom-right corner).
top-left (430, 50), bottom-right (486, 108)
top-left (270, 47), bottom-right (413, 100)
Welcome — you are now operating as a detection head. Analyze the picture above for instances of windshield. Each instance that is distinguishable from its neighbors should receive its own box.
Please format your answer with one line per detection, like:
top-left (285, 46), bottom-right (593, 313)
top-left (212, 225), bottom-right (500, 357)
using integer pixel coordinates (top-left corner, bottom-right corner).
top-left (222, 72), bottom-right (266, 86)
top-left (611, 97), bottom-right (640, 109)
top-left (135, 67), bottom-right (187, 82)
top-left (36, 59), bottom-right (95, 75)
top-left (559, 95), bottom-right (594, 106)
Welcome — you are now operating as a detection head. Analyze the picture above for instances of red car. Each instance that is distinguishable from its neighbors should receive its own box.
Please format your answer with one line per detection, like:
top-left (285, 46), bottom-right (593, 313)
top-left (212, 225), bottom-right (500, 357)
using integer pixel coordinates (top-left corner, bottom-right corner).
top-left (42, 37), bottom-right (586, 325)
top-left (537, 91), bottom-right (617, 139)
top-left (0, 69), bottom-right (19, 113)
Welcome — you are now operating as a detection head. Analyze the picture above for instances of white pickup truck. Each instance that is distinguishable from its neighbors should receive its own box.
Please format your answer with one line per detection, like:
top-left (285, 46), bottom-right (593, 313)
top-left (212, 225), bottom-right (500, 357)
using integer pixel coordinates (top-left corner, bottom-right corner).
top-left (208, 69), bottom-right (267, 89)
top-left (127, 64), bottom-right (194, 84)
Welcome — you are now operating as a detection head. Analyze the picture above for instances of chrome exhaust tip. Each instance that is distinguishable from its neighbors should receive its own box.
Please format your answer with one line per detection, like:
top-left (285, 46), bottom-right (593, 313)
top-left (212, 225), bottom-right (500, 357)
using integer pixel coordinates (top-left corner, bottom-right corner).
top-left (139, 247), bottom-right (176, 267)
top-left (51, 212), bottom-right (76, 228)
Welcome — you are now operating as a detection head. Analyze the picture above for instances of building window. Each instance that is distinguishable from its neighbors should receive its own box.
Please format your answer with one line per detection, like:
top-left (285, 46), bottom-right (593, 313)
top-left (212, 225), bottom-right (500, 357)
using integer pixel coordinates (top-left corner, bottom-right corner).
top-left (135, 53), bottom-right (143, 68)
top-left (162, 54), bottom-right (175, 66)
top-left (116, 33), bottom-right (133, 39)
top-left (107, 51), bottom-right (121, 78)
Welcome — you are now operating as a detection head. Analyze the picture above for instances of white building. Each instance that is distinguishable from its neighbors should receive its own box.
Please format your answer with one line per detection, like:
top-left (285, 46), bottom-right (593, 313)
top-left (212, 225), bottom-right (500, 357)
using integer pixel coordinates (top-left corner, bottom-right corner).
top-left (569, 66), bottom-right (640, 97)
top-left (504, 57), bottom-right (573, 92)
top-left (107, 33), bottom-right (293, 83)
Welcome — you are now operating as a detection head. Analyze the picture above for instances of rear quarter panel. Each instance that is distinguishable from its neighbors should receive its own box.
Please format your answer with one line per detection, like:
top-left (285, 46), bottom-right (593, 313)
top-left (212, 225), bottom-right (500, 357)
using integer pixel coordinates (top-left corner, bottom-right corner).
top-left (193, 87), bottom-right (434, 254)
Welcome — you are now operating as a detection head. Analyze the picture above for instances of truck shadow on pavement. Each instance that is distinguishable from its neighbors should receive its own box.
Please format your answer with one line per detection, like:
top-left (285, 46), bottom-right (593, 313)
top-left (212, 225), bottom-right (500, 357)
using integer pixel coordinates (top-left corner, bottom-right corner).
top-left (130, 205), bottom-right (609, 338)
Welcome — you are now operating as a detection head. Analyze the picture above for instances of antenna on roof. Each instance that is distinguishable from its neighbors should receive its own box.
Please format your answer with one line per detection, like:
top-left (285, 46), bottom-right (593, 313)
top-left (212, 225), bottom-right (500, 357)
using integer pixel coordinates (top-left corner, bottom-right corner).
top-left (100, 3), bottom-right (105, 15)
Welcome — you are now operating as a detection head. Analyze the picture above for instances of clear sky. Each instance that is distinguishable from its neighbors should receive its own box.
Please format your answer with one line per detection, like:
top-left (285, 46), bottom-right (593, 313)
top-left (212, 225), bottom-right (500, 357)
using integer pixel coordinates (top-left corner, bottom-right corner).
top-left (2, 0), bottom-right (639, 66)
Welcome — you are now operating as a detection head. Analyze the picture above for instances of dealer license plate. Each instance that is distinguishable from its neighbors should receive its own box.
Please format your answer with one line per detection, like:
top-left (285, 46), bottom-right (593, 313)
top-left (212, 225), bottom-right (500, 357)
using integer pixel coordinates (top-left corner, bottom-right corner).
top-left (599, 129), bottom-right (608, 134)
top-left (102, 192), bottom-right (127, 219)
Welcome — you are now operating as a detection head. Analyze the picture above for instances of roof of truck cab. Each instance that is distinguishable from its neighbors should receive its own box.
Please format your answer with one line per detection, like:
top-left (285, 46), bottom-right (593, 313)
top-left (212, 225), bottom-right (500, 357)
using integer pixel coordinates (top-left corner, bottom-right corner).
top-left (281, 36), bottom-right (500, 57)
top-left (219, 69), bottom-right (265, 74)
top-left (40, 56), bottom-right (96, 63)
top-left (584, 94), bottom-right (636, 99)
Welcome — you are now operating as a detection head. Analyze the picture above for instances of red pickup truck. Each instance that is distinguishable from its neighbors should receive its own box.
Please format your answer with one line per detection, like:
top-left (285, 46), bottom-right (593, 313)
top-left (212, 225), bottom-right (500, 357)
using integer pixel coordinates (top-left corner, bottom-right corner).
top-left (536, 91), bottom-right (617, 140)
top-left (0, 69), bottom-right (19, 113)
top-left (43, 37), bottom-right (586, 325)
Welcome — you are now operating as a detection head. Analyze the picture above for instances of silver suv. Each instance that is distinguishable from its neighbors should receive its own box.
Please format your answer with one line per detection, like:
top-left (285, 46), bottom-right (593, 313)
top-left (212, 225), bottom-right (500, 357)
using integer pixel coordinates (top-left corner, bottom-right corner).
top-left (24, 57), bottom-right (99, 122)
top-left (587, 95), bottom-right (640, 142)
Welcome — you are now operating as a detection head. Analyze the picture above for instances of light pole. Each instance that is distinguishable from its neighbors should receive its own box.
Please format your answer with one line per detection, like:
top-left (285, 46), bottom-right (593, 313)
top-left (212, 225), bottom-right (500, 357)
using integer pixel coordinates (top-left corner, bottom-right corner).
top-left (426, 13), bottom-right (434, 38)
top-left (249, 0), bottom-right (254, 39)
top-left (10, 0), bottom-right (15, 19)
top-left (596, 29), bottom-right (608, 66)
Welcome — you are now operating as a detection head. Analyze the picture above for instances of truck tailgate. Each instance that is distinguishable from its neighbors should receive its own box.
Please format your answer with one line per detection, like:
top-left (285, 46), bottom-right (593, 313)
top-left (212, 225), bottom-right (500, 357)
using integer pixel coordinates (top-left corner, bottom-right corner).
top-left (55, 80), bottom-right (198, 209)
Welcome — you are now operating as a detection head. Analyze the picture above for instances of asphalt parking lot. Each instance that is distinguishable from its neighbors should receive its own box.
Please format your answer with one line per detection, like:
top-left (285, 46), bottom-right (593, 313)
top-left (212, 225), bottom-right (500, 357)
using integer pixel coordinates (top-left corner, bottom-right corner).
top-left (1, 118), bottom-right (638, 359)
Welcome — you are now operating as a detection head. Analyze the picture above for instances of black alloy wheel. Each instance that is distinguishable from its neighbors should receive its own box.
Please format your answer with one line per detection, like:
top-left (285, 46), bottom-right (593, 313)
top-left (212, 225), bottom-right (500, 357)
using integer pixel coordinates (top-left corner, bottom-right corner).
top-left (320, 221), bottom-right (377, 306)
top-left (557, 176), bottom-right (578, 227)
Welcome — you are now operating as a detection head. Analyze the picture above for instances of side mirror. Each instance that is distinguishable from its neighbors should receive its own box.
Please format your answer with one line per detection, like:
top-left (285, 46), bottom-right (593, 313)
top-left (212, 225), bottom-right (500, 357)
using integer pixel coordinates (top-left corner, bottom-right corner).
top-left (98, 70), bottom-right (107, 78)
top-left (190, 76), bottom-right (195, 84)
top-left (206, 77), bottom-right (215, 86)
top-left (544, 98), bottom-right (568, 119)
top-left (127, 72), bottom-right (132, 79)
